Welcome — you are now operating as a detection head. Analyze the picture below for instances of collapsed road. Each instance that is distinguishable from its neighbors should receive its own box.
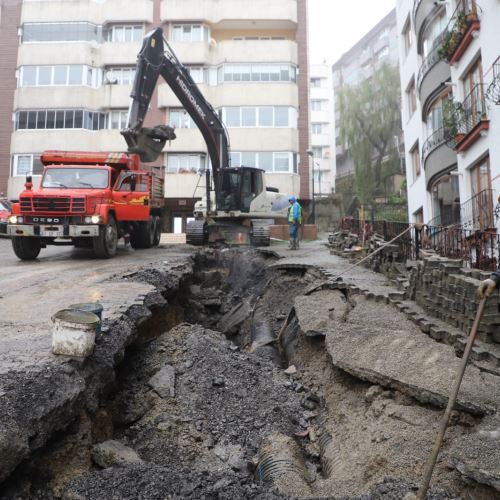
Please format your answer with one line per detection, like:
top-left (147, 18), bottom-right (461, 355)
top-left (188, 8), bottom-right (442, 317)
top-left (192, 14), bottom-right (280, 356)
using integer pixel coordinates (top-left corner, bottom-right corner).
top-left (0, 236), bottom-right (500, 499)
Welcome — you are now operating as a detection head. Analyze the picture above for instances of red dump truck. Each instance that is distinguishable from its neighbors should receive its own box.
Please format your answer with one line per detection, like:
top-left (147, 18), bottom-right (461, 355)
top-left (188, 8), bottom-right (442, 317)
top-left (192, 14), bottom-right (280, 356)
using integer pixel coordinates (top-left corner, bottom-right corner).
top-left (8, 150), bottom-right (165, 259)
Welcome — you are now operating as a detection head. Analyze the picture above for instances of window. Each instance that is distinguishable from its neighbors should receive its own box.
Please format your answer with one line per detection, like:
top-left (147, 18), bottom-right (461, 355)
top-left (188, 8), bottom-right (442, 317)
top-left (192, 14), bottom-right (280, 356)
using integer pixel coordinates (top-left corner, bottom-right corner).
top-left (171, 24), bottom-right (209, 43)
top-left (169, 109), bottom-right (195, 128)
top-left (106, 25), bottom-right (143, 43)
top-left (15, 109), bottom-right (107, 130)
top-left (312, 123), bottom-right (323, 135)
top-left (19, 65), bottom-right (100, 87)
top-left (108, 110), bottom-right (128, 129)
top-left (311, 100), bottom-right (323, 111)
top-left (22, 23), bottom-right (101, 43)
top-left (222, 107), bottom-right (295, 128)
top-left (410, 142), bottom-right (421, 181)
top-left (232, 36), bottom-right (286, 41)
top-left (11, 154), bottom-right (43, 176)
top-left (402, 18), bottom-right (412, 56)
top-left (407, 79), bottom-right (417, 117)
top-left (219, 63), bottom-right (297, 83)
top-left (310, 78), bottom-right (321, 88)
top-left (105, 67), bottom-right (135, 85)
top-left (187, 67), bottom-right (206, 84)
top-left (166, 154), bottom-right (206, 173)
top-left (470, 157), bottom-right (490, 196)
top-left (229, 152), bottom-right (296, 173)
top-left (311, 147), bottom-right (323, 159)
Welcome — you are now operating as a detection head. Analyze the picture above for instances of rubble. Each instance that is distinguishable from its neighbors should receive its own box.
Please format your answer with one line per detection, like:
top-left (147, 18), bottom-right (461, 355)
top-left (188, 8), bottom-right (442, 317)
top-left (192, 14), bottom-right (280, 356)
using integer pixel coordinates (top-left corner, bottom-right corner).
top-left (91, 440), bottom-right (143, 468)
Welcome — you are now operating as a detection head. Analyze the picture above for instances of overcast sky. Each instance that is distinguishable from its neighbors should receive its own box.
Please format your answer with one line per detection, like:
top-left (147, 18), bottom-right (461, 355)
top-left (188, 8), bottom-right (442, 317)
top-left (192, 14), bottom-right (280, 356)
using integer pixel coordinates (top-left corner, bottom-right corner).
top-left (308, 0), bottom-right (396, 65)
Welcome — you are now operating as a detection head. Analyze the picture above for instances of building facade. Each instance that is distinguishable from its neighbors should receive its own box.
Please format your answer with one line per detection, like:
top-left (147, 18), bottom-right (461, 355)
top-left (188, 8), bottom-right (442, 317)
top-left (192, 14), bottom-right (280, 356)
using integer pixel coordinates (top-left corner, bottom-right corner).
top-left (309, 63), bottom-right (335, 196)
top-left (397, 0), bottom-right (500, 230)
top-left (0, 0), bottom-right (309, 232)
top-left (332, 9), bottom-right (400, 197)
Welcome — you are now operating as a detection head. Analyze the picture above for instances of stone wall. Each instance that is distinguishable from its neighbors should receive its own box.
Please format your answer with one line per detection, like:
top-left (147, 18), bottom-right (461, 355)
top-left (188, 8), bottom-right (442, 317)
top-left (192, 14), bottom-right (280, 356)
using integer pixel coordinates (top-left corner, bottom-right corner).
top-left (408, 254), bottom-right (500, 342)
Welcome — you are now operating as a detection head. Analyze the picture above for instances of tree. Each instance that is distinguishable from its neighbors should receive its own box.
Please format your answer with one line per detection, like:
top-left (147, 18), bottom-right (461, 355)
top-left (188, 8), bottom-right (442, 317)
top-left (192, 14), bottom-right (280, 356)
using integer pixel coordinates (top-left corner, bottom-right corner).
top-left (339, 64), bottom-right (402, 205)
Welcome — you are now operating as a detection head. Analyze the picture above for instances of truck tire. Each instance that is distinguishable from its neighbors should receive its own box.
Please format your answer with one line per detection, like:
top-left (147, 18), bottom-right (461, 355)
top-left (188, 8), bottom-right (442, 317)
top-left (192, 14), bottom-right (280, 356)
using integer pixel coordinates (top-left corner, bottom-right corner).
top-left (152, 216), bottom-right (161, 247)
top-left (93, 215), bottom-right (118, 258)
top-left (12, 237), bottom-right (41, 260)
top-left (130, 217), bottom-right (154, 249)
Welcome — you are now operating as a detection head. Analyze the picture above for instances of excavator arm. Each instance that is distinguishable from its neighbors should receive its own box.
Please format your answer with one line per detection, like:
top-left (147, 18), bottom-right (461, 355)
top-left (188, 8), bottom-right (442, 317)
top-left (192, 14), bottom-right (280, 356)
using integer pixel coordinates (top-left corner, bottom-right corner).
top-left (121, 28), bottom-right (230, 212)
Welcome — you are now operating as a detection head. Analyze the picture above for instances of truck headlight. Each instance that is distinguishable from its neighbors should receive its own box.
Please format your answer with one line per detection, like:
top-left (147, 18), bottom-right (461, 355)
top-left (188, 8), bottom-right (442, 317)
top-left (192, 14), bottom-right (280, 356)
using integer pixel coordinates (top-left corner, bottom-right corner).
top-left (91, 215), bottom-right (101, 224)
top-left (84, 216), bottom-right (92, 224)
top-left (9, 215), bottom-right (20, 224)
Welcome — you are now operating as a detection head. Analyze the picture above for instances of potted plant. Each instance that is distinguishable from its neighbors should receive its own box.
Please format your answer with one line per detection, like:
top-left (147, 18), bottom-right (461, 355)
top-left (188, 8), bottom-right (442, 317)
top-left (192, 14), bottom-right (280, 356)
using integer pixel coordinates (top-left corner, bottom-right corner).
top-left (442, 98), bottom-right (465, 142)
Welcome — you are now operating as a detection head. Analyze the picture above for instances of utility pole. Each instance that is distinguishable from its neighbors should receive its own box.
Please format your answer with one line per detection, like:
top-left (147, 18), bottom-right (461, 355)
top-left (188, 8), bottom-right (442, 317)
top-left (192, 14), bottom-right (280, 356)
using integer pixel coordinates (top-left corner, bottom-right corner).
top-left (306, 149), bottom-right (315, 223)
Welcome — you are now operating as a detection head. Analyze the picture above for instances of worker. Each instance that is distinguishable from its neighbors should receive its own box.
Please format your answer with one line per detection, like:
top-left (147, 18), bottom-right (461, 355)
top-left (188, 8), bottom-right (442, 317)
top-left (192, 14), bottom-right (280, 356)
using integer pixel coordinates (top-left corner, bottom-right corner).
top-left (288, 195), bottom-right (302, 250)
top-left (478, 272), bottom-right (500, 298)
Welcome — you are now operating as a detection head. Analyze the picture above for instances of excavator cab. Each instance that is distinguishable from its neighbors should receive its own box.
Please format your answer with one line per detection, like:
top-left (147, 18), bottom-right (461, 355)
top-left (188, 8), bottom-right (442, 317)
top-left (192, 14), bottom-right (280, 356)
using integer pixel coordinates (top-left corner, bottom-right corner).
top-left (216, 167), bottom-right (264, 213)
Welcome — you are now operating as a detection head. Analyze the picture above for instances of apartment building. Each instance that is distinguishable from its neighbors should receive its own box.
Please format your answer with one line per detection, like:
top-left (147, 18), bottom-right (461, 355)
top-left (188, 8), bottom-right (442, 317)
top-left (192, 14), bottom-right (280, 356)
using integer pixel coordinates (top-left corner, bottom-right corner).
top-left (332, 9), bottom-right (399, 196)
top-left (397, 0), bottom-right (500, 230)
top-left (309, 63), bottom-right (335, 196)
top-left (0, 0), bottom-right (309, 232)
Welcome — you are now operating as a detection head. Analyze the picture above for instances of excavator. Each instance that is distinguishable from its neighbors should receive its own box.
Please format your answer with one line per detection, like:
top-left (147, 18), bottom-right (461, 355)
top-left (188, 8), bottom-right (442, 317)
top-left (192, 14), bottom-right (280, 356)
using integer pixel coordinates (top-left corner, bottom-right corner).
top-left (121, 27), bottom-right (290, 246)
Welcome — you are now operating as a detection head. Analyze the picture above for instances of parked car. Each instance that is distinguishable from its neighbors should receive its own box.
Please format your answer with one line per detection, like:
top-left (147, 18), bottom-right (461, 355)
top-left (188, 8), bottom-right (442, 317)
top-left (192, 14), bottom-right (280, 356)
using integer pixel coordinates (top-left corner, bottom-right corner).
top-left (0, 199), bottom-right (11, 234)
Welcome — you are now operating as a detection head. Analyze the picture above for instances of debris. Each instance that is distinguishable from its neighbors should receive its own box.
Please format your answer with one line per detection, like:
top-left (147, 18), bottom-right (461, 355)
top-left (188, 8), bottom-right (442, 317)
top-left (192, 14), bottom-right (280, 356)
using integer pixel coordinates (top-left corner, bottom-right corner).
top-left (148, 364), bottom-right (176, 398)
top-left (91, 440), bottom-right (143, 468)
top-left (284, 365), bottom-right (297, 375)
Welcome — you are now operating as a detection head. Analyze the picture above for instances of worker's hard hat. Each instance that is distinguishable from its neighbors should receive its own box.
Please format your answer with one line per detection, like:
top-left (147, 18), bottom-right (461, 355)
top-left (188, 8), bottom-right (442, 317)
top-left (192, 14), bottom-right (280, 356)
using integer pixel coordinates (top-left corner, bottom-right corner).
top-left (288, 196), bottom-right (296, 202)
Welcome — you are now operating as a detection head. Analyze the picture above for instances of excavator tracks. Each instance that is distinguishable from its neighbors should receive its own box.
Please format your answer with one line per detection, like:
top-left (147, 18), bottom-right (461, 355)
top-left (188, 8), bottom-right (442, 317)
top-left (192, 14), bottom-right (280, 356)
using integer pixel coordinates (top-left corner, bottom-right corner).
top-left (186, 220), bottom-right (207, 246)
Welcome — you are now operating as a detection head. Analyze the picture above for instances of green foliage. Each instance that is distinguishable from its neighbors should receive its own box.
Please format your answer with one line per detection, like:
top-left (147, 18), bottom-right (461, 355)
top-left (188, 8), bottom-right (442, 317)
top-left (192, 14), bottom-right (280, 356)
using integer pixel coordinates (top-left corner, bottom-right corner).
top-left (338, 64), bottom-right (402, 205)
top-left (442, 98), bottom-right (465, 136)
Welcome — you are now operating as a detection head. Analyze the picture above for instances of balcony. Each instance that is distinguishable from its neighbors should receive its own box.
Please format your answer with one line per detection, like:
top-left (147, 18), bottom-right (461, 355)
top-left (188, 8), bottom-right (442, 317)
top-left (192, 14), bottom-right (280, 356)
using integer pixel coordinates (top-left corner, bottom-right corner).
top-left (413, 0), bottom-right (440, 40)
top-left (445, 84), bottom-right (489, 153)
top-left (421, 127), bottom-right (457, 187)
top-left (438, 0), bottom-right (480, 65)
top-left (486, 56), bottom-right (500, 105)
top-left (417, 43), bottom-right (450, 113)
top-left (161, 0), bottom-right (297, 28)
top-left (460, 189), bottom-right (494, 230)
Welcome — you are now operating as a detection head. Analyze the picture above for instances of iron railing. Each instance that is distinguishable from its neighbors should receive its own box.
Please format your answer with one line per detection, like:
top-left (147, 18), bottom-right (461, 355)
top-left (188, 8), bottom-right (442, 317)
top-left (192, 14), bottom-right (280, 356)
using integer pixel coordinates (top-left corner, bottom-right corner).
top-left (422, 127), bottom-right (451, 166)
top-left (417, 42), bottom-right (444, 92)
top-left (460, 189), bottom-right (494, 230)
top-left (457, 83), bottom-right (488, 136)
top-left (486, 55), bottom-right (500, 105)
top-left (339, 216), bottom-right (500, 271)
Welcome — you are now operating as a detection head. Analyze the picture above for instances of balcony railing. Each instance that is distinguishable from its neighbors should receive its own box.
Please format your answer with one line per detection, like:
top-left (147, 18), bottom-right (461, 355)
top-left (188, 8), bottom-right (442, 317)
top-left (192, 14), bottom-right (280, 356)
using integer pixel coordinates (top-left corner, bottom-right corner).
top-left (422, 127), bottom-right (450, 166)
top-left (486, 56), bottom-right (500, 105)
top-left (460, 189), bottom-right (494, 230)
top-left (417, 42), bottom-right (444, 92)
top-left (438, 0), bottom-right (480, 64)
top-left (450, 84), bottom-right (489, 150)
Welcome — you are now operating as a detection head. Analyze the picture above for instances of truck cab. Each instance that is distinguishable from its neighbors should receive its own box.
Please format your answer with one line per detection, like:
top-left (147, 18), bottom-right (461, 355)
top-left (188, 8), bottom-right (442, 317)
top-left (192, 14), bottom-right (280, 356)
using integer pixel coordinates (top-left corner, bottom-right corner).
top-left (8, 151), bottom-right (165, 259)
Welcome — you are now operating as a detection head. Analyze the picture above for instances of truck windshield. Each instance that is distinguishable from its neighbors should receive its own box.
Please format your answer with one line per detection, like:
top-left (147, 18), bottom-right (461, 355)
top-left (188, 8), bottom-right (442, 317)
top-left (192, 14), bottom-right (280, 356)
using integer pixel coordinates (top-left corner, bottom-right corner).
top-left (42, 168), bottom-right (109, 189)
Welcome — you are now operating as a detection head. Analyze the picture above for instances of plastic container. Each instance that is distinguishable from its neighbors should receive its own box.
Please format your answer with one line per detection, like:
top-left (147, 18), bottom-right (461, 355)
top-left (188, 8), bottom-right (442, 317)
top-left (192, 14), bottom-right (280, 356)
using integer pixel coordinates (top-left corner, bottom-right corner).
top-left (51, 309), bottom-right (100, 357)
top-left (68, 302), bottom-right (104, 333)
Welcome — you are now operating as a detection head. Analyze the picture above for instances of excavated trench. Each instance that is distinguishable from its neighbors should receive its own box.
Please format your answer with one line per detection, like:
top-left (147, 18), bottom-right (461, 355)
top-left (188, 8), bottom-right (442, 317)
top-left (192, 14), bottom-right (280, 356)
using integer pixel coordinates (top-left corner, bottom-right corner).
top-left (1, 248), bottom-right (497, 499)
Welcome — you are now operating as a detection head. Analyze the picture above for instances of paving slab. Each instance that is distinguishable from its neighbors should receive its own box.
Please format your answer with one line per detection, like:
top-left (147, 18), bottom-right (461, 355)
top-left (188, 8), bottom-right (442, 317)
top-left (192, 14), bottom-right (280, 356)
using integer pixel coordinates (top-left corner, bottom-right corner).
top-left (321, 294), bottom-right (500, 415)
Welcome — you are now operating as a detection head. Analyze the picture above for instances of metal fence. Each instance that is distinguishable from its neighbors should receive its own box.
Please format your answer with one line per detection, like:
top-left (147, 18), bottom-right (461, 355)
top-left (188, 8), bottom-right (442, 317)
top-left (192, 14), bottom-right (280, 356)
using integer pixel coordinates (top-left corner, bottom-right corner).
top-left (340, 216), bottom-right (500, 271)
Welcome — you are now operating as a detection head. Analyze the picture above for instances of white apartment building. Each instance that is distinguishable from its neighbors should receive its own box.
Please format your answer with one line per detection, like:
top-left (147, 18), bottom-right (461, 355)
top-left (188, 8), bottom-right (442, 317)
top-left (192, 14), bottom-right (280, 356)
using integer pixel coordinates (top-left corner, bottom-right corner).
top-left (0, 0), bottom-right (310, 232)
top-left (309, 63), bottom-right (335, 196)
top-left (397, 0), bottom-right (500, 231)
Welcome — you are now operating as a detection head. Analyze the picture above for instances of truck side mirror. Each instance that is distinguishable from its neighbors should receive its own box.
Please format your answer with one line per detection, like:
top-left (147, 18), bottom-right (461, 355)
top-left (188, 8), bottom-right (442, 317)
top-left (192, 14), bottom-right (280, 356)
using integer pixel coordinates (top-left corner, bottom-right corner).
top-left (130, 174), bottom-right (137, 192)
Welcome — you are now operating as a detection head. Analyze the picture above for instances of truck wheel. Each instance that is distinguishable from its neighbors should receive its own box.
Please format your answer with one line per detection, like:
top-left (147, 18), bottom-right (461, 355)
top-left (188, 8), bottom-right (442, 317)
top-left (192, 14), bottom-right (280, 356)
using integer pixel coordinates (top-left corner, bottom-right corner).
top-left (12, 237), bottom-right (41, 260)
top-left (130, 217), bottom-right (154, 249)
top-left (152, 216), bottom-right (161, 247)
top-left (93, 215), bottom-right (118, 258)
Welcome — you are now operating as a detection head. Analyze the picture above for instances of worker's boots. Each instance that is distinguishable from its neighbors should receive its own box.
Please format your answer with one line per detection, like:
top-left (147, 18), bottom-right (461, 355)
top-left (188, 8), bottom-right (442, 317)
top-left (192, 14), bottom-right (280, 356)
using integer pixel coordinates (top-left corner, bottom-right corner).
top-left (288, 239), bottom-right (294, 249)
top-left (294, 238), bottom-right (299, 249)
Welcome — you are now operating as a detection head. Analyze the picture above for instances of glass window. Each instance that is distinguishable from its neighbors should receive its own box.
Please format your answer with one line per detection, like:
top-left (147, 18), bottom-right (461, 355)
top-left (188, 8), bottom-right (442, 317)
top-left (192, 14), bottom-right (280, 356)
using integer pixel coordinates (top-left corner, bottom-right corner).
top-left (38, 66), bottom-right (52, 85)
top-left (64, 110), bottom-right (75, 128)
top-left (17, 111), bottom-right (28, 129)
top-left (169, 109), bottom-right (194, 128)
top-left (53, 66), bottom-right (68, 85)
top-left (258, 108), bottom-right (273, 127)
top-left (46, 111), bottom-right (55, 128)
top-left (274, 153), bottom-right (290, 172)
top-left (22, 67), bottom-right (37, 86)
top-left (241, 152), bottom-right (256, 167)
top-left (27, 111), bottom-right (37, 129)
top-left (23, 22), bottom-right (101, 43)
top-left (311, 100), bottom-right (323, 111)
top-left (68, 65), bottom-right (82, 85)
top-left (15, 155), bottom-right (32, 175)
top-left (311, 78), bottom-right (321, 88)
top-left (225, 108), bottom-right (241, 127)
top-left (275, 107), bottom-right (289, 127)
top-left (230, 152), bottom-right (241, 167)
top-left (259, 152), bottom-right (273, 172)
top-left (55, 110), bottom-right (65, 128)
top-left (36, 110), bottom-right (46, 129)
top-left (241, 108), bottom-right (256, 127)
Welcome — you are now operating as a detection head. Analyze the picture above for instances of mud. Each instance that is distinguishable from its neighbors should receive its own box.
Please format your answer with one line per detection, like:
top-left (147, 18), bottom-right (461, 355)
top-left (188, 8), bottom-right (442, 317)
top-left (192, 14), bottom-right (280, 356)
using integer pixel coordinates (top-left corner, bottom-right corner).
top-left (1, 246), bottom-right (499, 499)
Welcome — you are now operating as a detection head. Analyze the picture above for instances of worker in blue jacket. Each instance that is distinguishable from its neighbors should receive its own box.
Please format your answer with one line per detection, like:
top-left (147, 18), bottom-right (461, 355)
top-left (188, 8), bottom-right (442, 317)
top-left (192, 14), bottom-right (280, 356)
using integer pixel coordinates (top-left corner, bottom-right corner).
top-left (288, 195), bottom-right (302, 250)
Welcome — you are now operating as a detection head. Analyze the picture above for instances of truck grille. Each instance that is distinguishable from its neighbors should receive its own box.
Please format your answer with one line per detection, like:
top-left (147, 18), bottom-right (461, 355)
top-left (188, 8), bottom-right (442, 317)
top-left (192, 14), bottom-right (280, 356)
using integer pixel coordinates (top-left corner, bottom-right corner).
top-left (20, 197), bottom-right (86, 213)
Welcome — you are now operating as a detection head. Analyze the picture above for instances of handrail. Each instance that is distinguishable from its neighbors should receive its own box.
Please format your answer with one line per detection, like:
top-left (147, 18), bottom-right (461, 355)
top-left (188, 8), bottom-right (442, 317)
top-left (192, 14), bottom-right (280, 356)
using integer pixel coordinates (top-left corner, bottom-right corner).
top-left (422, 127), bottom-right (450, 165)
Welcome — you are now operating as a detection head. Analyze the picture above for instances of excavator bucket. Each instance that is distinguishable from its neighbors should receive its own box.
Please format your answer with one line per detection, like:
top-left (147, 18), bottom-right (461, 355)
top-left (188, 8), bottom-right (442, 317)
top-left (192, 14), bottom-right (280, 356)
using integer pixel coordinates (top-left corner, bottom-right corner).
top-left (122, 124), bottom-right (176, 163)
